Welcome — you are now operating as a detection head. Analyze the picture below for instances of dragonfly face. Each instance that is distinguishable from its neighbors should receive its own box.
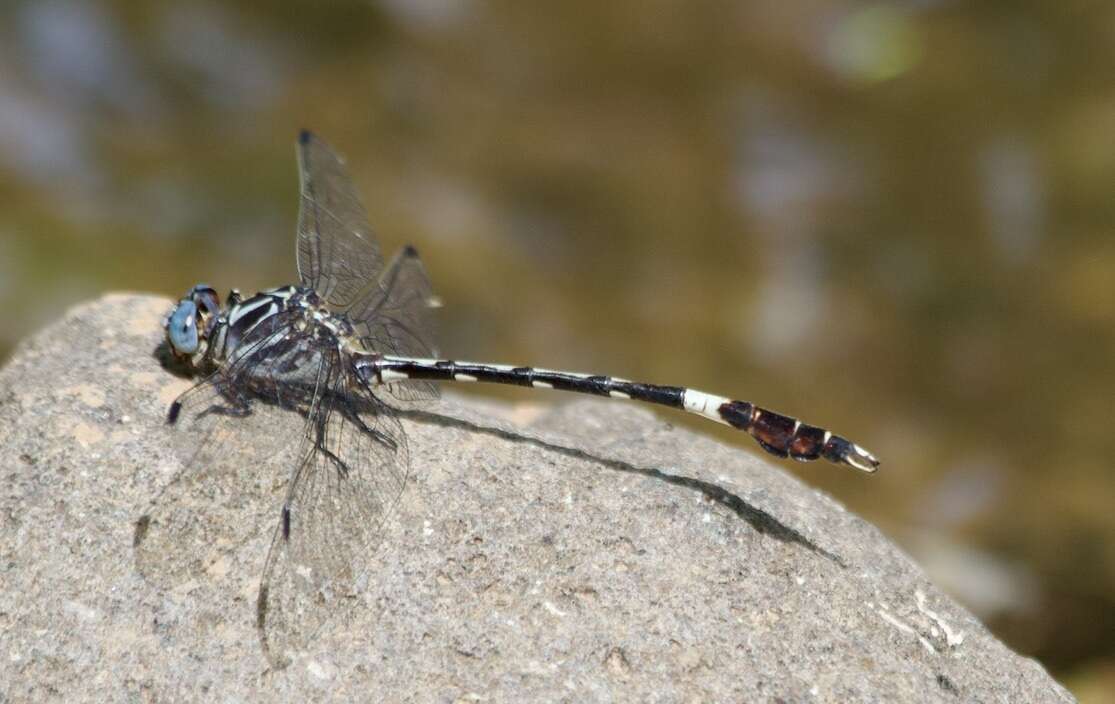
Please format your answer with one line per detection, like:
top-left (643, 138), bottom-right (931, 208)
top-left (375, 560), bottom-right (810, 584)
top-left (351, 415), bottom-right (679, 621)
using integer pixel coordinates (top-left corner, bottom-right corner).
top-left (165, 284), bottom-right (221, 361)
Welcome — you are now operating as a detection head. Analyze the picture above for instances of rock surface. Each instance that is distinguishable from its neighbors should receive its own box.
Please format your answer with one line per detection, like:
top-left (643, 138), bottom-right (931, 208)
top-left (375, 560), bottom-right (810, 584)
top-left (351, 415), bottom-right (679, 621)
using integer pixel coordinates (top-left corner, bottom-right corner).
top-left (0, 294), bottom-right (1073, 703)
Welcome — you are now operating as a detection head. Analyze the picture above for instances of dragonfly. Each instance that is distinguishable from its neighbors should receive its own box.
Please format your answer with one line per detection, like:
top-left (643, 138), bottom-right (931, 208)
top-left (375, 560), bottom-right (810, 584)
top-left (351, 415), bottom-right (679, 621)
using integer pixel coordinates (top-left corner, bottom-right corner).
top-left (145, 130), bottom-right (879, 668)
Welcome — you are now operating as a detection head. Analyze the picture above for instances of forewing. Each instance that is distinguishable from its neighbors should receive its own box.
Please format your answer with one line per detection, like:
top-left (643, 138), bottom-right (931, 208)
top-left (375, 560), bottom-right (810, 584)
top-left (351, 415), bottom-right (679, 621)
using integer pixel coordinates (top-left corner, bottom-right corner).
top-left (295, 130), bottom-right (384, 309)
top-left (256, 358), bottom-right (411, 668)
top-left (136, 313), bottom-right (315, 588)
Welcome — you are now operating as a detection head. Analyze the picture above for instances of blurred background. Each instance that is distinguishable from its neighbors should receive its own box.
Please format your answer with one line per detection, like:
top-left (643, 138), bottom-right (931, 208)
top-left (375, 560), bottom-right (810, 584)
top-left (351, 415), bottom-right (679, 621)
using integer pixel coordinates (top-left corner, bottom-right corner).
top-left (0, 0), bottom-right (1112, 698)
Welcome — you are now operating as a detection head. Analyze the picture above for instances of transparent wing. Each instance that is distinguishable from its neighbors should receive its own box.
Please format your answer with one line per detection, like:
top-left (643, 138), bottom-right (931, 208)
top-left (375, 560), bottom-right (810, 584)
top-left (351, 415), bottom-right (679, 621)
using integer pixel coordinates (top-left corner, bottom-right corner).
top-left (349, 245), bottom-right (439, 358)
top-left (256, 354), bottom-right (410, 668)
top-left (347, 245), bottom-right (442, 404)
top-left (136, 314), bottom-right (317, 588)
top-left (296, 130), bottom-right (384, 310)
top-left (295, 131), bottom-right (440, 405)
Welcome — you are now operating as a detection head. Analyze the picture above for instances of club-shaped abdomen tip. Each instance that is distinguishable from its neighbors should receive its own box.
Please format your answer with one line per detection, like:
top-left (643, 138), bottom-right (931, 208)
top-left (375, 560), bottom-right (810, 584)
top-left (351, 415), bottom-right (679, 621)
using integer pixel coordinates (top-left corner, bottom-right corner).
top-left (821, 434), bottom-right (880, 473)
top-left (848, 447), bottom-right (880, 473)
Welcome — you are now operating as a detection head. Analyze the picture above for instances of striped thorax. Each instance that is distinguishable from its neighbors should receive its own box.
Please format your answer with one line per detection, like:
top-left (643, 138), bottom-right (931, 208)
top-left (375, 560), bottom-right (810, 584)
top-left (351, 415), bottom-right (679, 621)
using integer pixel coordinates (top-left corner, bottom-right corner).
top-left (165, 284), bottom-right (359, 371)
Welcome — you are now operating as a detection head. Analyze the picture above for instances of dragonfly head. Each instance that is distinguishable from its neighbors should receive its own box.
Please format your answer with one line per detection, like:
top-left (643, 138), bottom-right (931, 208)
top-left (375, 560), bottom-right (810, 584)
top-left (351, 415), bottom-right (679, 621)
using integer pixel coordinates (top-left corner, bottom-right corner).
top-left (165, 284), bottom-right (221, 362)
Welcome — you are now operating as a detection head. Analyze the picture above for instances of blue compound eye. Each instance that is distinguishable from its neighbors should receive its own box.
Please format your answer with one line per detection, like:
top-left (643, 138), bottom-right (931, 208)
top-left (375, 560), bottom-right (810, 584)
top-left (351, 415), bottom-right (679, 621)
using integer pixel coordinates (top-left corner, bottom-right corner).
top-left (167, 299), bottom-right (200, 355)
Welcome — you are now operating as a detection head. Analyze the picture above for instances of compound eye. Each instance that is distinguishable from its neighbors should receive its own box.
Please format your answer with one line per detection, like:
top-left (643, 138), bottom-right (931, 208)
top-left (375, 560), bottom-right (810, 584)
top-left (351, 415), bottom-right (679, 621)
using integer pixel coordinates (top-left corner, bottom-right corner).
top-left (167, 300), bottom-right (200, 355)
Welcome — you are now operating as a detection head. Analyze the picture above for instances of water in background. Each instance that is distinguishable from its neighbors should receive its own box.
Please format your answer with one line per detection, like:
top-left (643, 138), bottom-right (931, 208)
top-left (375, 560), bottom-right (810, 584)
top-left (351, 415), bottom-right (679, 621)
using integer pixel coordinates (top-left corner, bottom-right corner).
top-left (1, 1), bottom-right (1112, 697)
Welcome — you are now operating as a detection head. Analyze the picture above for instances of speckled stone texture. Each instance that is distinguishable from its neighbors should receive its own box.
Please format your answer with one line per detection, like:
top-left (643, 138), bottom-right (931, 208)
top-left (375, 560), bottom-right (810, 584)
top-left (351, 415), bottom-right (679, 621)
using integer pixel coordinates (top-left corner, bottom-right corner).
top-left (0, 294), bottom-right (1073, 703)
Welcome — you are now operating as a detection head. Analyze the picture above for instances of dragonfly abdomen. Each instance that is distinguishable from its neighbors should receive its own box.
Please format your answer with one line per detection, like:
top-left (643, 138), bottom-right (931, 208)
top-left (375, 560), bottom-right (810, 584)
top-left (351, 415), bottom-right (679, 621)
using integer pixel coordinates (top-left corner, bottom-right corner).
top-left (366, 355), bottom-right (878, 472)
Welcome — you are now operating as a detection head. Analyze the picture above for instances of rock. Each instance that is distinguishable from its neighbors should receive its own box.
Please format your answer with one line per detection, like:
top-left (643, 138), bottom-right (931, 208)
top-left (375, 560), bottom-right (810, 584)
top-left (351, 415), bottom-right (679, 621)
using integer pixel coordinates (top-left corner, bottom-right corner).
top-left (0, 294), bottom-right (1073, 702)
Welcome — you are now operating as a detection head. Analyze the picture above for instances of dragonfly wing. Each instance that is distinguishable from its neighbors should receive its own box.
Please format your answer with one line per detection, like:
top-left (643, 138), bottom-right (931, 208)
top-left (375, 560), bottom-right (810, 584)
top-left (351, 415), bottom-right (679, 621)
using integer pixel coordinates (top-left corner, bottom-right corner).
top-left (256, 354), bottom-right (410, 668)
top-left (136, 313), bottom-right (315, 588)
top-left (348, 245), bottom-right (441, 404)
top-left (295, 130), bottom-right (385, 310)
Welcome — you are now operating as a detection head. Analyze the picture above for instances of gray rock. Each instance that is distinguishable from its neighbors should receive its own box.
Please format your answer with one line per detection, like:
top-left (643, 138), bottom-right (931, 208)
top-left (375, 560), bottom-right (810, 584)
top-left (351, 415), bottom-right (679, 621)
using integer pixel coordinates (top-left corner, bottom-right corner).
top-left (0, 294), bottom-right (1072, 703)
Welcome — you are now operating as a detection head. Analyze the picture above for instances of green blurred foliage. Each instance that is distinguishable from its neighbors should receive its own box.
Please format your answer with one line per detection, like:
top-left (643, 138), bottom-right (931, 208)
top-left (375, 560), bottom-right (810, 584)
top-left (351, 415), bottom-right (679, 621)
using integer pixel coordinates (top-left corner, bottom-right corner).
top-left (1, 1), bottom-right (1113, 698)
